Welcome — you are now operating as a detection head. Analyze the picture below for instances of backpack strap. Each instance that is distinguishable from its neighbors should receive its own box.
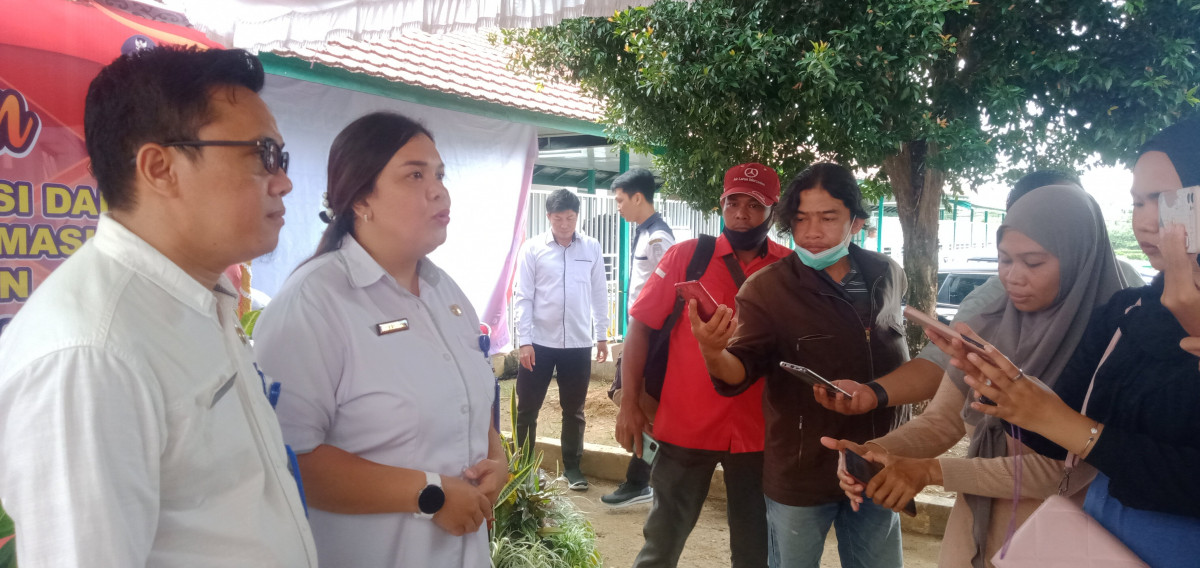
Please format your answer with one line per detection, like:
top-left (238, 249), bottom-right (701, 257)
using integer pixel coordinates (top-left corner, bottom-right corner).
top-left (721, 254), bottom-right (747, 288)
top-left (686, 235), bottom-right (718, 281)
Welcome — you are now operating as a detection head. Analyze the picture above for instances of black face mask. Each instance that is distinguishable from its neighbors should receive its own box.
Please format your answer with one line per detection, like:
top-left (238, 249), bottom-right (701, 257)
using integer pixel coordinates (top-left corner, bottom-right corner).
top-left (723, 215), bottom-right (772, 252)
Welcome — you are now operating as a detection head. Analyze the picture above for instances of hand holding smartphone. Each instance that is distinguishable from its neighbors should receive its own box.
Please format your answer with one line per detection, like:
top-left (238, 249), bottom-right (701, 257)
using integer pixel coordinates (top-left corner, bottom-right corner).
top-left (904, 306), bottom-right (1000, 404)
top-left (779, 362), bottom-right (853, 397)
top-left (903, 306), bottom-right (994, 362)
top-left (842, 449), bottom-right (918, 517)
top-left (675, 280), bottom-right (719, 322)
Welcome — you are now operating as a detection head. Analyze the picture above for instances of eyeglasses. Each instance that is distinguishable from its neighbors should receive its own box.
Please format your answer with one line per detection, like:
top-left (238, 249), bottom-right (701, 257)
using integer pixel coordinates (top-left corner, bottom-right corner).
top-left (161, 137), bottom-right (289, 174)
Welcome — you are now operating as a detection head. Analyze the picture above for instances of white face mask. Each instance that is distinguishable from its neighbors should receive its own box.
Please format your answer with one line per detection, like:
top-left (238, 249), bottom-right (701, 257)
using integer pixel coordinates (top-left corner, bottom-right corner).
top-left (794, 225), bottom-right (853, 270)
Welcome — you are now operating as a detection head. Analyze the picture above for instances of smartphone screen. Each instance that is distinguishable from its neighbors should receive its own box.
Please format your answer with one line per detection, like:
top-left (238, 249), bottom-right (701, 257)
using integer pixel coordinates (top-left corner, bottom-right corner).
top-left (675, 280), bottom-right (719, 321)
top-left (842, 447), bottom-right (880, 483)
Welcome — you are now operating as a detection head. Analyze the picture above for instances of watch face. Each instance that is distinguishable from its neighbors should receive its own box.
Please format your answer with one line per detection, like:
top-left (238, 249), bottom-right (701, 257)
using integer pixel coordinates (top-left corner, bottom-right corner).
top-left (418, 484), bottom-right (446, 515)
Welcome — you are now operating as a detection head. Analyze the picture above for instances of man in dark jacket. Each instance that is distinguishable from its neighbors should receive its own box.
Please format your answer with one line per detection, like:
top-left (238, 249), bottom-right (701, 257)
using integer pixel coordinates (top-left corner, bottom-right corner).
top-left (692, 163), bottom-right (909, 568)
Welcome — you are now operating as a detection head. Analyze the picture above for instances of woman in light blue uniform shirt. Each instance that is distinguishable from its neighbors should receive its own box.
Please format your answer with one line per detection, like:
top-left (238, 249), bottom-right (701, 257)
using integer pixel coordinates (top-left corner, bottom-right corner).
top-left (255, 112), bottom-right (504, 567)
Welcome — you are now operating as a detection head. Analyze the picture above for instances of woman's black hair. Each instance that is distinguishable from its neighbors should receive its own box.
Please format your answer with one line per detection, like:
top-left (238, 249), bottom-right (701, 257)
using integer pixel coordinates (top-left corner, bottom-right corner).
top-left (310, 112), bottom-right (434, 260)
top-left (773, 162), bottom-right (868, 237)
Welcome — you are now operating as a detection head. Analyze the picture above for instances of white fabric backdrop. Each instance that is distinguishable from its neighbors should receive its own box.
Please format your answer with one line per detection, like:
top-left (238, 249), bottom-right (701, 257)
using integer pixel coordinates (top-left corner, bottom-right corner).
top-left (174, 0), bottom-right (656, 51)
top-left (255, 74), bottom-right (536, 352)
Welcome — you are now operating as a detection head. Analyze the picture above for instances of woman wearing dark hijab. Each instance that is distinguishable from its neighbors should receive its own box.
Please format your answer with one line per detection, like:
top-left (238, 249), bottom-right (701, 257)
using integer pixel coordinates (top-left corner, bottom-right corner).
top-left (954, 116), bottom-right (1200, 566)
top-left (827, 184), bottom-right (1127, 567)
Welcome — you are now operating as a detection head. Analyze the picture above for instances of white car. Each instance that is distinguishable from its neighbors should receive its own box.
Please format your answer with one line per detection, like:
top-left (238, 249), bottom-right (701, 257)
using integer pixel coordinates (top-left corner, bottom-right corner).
top-left (935, 266), bottom-right (997, 323)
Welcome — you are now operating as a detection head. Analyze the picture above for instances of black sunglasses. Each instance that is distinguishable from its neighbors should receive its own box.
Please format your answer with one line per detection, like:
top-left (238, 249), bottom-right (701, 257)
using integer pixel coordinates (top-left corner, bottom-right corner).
top-left (161, 137), bottom-right (289, 174)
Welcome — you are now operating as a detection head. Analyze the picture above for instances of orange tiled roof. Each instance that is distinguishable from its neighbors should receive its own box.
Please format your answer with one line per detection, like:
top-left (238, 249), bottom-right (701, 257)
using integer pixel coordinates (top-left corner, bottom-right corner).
top-left (269, 32), bottom-right (603, 122)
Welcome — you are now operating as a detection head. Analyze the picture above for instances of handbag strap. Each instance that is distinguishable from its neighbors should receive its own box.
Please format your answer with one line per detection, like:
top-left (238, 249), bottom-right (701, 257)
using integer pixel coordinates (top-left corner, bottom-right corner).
top-left (1062, 299), bottom-right (1141, 477)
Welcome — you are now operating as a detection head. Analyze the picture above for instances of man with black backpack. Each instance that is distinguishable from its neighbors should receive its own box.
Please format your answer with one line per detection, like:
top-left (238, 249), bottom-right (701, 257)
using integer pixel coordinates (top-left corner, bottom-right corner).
top-left (615, 164), bottom-right (791, 567)
top-left (602, 168), bottom-right (674, 507)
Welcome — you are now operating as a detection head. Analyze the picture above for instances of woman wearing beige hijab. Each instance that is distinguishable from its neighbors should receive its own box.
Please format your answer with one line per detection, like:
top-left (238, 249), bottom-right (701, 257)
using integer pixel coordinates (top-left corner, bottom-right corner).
top-left (825, 184), bottom-right (1127, 567)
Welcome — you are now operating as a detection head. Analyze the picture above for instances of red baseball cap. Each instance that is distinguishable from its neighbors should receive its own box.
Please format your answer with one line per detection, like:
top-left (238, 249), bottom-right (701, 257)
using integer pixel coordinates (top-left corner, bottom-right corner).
top-left (721, 163), bottom-right (780, 206)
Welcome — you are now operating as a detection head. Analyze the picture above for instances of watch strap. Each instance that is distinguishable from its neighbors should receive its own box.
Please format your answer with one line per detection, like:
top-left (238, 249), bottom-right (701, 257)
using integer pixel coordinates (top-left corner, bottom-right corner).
top-left (865, 381), bottom-right (889, 410)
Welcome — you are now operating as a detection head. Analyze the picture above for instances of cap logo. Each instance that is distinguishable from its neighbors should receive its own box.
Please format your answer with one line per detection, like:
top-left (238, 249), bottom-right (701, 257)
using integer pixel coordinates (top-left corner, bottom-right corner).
top-left (744, 167), bottom-right (759, 178)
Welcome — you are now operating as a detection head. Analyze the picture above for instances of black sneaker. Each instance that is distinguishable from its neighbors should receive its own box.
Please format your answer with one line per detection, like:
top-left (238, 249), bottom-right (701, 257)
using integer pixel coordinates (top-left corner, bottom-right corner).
top-left (565, 468), bottom-right (589, 491)
top-left (601, 482), bottom-right (654, 507)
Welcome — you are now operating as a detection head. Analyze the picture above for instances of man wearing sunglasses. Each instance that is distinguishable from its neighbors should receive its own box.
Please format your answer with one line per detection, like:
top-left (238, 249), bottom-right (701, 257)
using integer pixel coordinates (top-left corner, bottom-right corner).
top-left (0, 46), bottom-right (316, 566)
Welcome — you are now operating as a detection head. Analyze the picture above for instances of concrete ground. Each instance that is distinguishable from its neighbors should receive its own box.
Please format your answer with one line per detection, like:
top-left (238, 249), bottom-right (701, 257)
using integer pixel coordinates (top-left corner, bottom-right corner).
top-left (566, 477), bottom-right (942, 568)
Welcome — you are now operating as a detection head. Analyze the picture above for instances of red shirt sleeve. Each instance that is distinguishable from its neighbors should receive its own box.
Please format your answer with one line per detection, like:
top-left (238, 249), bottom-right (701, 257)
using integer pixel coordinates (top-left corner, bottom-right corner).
top-left (629, 240), bottom-right (696, 330)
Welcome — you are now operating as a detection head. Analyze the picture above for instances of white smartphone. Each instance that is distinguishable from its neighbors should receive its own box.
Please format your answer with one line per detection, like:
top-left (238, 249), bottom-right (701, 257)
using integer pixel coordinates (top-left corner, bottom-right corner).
top-left (1159, 186), bottom-right (1200, 254)
top-left (640, 431), bottom-right (660, 465)
top-left (779, 361), bottom-right (853, 397)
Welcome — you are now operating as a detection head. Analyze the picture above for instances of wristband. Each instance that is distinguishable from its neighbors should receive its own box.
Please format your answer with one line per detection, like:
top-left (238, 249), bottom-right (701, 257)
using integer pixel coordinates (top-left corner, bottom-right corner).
top-left (1079, 421), bottom-right (1101, 457)
top-left (865, 381), bottom-right (889, 410)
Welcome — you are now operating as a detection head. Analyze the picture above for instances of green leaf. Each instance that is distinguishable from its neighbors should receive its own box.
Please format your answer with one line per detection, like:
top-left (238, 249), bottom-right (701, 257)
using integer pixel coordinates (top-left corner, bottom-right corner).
top-left (0, 538), bottom-right (14, 568)
top-left (0, 503), bottom-right (12, 537)
top-left (240, 309), bottom-right (262, 339)
top-left (502, 0), bottom-right (1200, 329)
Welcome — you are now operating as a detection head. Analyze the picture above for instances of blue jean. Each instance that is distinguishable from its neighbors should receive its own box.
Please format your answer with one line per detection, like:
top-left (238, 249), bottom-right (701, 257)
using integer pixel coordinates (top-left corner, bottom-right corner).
top-left (1084, 472), bottom-right (1200, 567)
top-left (764, 496), bottom-right (902, 568)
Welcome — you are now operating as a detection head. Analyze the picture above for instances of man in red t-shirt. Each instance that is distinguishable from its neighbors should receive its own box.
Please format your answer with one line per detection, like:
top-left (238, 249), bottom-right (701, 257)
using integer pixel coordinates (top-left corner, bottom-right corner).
top-left (615, 163), bottom-right (791, 567)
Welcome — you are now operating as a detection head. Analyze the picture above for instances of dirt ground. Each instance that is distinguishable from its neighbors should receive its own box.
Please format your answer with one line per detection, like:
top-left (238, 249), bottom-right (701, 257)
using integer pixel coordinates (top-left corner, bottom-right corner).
top-left (499, 376), bottom-right (956, 567)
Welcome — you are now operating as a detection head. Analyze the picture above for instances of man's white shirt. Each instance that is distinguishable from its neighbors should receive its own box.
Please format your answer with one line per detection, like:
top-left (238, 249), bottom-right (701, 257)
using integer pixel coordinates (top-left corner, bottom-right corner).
top-left (513, 231), bottom-right (610, 348)
top-left (0, 215), bottom-right (316, 567)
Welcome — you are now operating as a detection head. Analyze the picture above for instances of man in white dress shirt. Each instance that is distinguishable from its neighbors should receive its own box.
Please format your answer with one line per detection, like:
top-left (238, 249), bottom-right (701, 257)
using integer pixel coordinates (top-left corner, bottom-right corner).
top-left (513, 189), bottom-right (611, 490)
top-left (0, 47), bottom-right (316, 567)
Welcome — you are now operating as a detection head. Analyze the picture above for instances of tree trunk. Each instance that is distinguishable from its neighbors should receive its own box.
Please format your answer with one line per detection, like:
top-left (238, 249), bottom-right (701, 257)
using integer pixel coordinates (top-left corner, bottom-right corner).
top-left (881, 140), bottom-right (944, 359)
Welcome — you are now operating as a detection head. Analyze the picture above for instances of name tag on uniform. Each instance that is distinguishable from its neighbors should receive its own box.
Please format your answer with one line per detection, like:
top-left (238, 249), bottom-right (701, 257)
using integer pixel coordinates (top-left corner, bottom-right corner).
top-left (376, 319), bottom-right (410, 335)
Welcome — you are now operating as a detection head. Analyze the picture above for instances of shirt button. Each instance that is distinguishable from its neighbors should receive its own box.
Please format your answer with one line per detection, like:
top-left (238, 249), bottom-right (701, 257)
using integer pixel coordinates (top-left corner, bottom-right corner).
top-left (460, 405), bottom-right (469, 414)
top-left (443, 353), bottom-right (452, 361)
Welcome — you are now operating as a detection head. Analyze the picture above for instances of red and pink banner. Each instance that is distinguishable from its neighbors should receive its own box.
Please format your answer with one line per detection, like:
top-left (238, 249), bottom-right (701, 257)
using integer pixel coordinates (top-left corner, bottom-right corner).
top-left (0, 0), bottom-right (218, 336)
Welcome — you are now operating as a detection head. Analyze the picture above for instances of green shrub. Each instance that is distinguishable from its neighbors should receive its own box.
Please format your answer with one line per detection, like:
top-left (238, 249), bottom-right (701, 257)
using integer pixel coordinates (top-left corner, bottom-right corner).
top-left (490, 391), bottom-right (600, 567)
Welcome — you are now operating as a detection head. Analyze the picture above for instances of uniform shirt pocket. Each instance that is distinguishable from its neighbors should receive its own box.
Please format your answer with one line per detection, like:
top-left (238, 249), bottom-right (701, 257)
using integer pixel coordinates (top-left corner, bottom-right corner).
top-left (569, 258), bottom-right (594, 283)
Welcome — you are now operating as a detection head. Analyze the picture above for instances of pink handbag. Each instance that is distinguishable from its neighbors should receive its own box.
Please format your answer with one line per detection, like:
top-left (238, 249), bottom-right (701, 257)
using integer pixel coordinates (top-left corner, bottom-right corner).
top-left (992, 303), bottom-right (1147, 567)
top-left (991, 495), bottom-right (1147, 567)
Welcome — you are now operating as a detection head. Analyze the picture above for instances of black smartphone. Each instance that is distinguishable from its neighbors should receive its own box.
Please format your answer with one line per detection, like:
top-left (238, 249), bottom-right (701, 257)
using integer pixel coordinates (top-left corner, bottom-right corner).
top-left (843, 447), bottom-right (881, 483)
top-left (842, 449), bottom-right (918, 517)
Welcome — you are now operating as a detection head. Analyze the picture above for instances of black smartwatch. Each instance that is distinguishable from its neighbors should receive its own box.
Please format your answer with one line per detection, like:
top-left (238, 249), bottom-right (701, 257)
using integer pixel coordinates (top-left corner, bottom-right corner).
top-left (865, 381), bottom-right (889, 410)
top-left (415, 471), bottom-right (445, 519)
